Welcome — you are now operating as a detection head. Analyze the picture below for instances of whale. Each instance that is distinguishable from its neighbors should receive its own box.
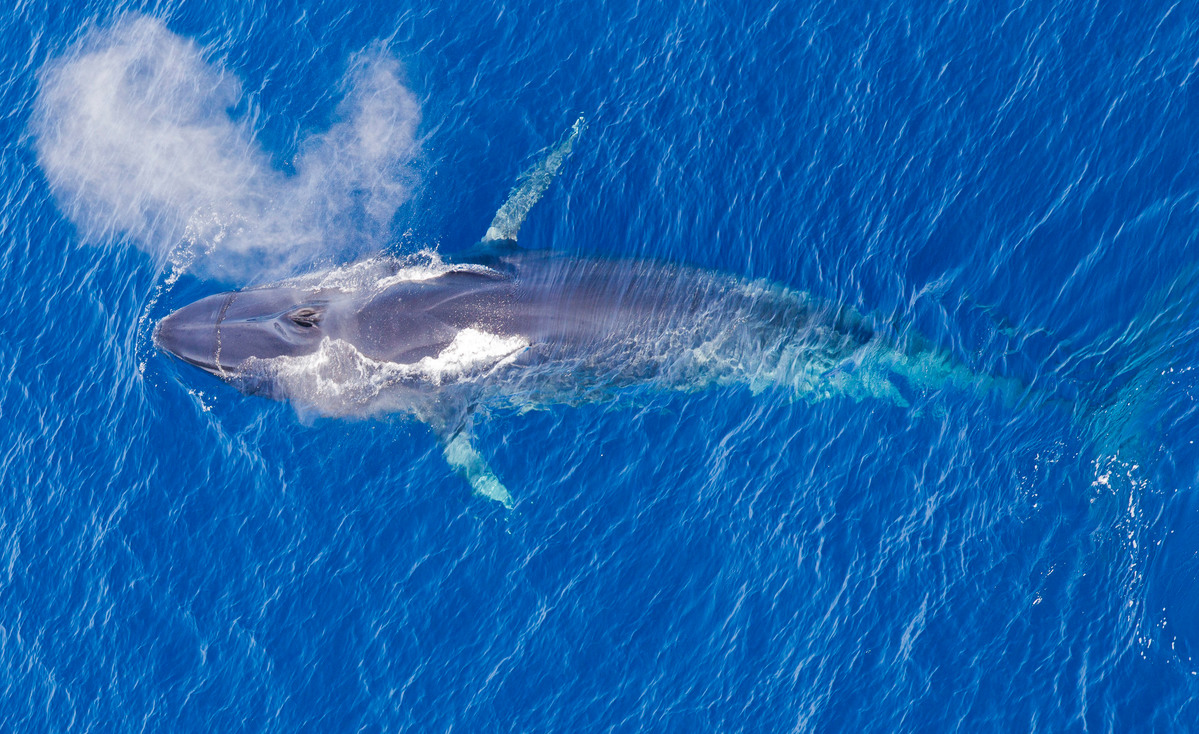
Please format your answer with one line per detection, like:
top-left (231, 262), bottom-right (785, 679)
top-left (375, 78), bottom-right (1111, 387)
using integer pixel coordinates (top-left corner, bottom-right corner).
top-left (155, 118), bottom-right (1003, 505)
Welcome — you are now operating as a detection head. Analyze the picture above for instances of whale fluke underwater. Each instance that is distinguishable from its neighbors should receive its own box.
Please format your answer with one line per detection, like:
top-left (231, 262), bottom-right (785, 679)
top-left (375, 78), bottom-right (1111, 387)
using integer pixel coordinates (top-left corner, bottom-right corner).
top-left (155, 118), bottom-right (1013, 506)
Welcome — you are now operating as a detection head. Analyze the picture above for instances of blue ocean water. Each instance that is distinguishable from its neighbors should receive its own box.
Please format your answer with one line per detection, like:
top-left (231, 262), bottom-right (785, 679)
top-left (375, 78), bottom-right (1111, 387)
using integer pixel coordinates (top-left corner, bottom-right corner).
top-left (4, 0), bottom-right (1199, 730)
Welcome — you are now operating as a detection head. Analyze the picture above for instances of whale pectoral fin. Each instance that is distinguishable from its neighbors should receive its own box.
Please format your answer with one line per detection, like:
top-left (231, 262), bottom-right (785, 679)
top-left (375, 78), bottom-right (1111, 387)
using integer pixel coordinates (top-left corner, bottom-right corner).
top-left (481, 114), bottom-right (585, 244)
top-left (441, 432), bottom-right (514, 508)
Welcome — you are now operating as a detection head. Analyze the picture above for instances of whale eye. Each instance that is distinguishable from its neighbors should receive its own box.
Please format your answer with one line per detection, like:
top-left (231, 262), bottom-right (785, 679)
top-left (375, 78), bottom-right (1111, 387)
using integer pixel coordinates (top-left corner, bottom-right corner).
top-left (289, 307), bottom-right (322, 328)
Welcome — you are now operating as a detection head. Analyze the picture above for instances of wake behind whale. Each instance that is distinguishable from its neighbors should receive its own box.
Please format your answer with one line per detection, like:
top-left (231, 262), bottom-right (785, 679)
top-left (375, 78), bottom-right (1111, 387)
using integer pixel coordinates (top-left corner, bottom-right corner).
top-left (155, 121), bottom-right (1012, 505)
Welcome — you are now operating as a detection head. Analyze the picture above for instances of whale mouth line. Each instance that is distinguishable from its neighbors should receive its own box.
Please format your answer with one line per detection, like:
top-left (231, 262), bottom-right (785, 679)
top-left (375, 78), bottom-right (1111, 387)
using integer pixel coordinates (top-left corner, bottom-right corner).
top-left (213, 292), bottom-right (236, 378)
top-left (169, 348), bottom-right (224, 375)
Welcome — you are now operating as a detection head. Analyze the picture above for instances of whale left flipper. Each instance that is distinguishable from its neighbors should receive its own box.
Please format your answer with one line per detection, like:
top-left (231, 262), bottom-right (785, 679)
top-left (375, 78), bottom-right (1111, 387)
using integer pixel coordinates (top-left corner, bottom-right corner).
top-left (482, 115), bottom-right (585, 245)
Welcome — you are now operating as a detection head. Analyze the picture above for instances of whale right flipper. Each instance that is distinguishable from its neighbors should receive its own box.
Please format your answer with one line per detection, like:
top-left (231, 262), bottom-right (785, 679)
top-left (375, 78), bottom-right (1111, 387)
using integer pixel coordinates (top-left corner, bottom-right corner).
top-left (482, 115), bottom-right (585, 244)
top-left (424, 398), bottom-right (514, 508)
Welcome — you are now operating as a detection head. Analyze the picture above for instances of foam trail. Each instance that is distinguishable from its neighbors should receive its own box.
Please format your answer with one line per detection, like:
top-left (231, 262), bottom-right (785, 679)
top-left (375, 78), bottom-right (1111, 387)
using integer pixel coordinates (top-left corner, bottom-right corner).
top-left (31, 15), bottom-right (421, 282)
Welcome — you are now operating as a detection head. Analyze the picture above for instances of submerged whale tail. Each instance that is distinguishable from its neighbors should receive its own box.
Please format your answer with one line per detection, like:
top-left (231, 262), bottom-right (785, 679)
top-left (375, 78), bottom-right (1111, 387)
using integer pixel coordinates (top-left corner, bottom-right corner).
top-left (1083, 262), bottom-right (1199, 460)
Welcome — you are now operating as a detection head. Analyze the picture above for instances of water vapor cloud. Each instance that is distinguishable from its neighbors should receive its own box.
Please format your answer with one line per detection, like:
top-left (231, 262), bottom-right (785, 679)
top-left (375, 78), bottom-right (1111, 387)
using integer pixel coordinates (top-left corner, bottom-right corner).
top-left (32, 15), bottom-right (421, 281)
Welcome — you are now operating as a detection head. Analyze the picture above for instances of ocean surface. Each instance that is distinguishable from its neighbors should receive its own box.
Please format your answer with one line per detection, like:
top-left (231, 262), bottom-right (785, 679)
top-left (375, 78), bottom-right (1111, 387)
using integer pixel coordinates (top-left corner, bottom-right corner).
top-left (4, 0), bottom-right (1199, 730)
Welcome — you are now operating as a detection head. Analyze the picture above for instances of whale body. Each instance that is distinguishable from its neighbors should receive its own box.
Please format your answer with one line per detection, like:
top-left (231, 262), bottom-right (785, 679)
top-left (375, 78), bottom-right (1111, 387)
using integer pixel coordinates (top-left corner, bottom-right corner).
top-left (154, 119), bottom-right (993, 505)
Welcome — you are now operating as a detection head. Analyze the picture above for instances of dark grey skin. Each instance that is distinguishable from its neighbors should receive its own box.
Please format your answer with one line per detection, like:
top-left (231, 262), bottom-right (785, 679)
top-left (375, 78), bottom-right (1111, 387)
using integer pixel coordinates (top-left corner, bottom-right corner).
top-left (154, 250), bottom-right (871, 393)
top-left (154, 118), bottom-right (996, 505)
top-left (154, 248), bottom-right (979, 506)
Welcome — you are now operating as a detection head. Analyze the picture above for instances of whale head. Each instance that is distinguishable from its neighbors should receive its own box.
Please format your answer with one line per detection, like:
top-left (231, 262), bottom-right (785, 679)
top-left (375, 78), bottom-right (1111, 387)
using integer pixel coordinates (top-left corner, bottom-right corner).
top-left (154, 286), bottom-right (335, 376)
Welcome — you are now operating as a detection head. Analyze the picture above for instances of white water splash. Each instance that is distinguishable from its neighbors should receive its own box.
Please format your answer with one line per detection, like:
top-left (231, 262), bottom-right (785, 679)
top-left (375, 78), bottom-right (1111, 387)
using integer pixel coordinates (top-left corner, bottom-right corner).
top-left (278, 250), bottom-right (501, 294)
top-left (31, 15), bottom-right (421, 282)
top-left (244, 330), bottom-right (529, 417)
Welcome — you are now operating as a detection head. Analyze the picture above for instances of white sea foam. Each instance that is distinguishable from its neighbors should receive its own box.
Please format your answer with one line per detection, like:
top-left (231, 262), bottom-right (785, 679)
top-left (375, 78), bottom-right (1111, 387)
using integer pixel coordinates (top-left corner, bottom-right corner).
top-left (31, 15), bottom-right (420, 281)
top-left (245, 329), bottom-right (529, 416)
top-left (277, 250), bottom-right (501, 295)
top-left (405, 328), bottom-right (529, 383)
